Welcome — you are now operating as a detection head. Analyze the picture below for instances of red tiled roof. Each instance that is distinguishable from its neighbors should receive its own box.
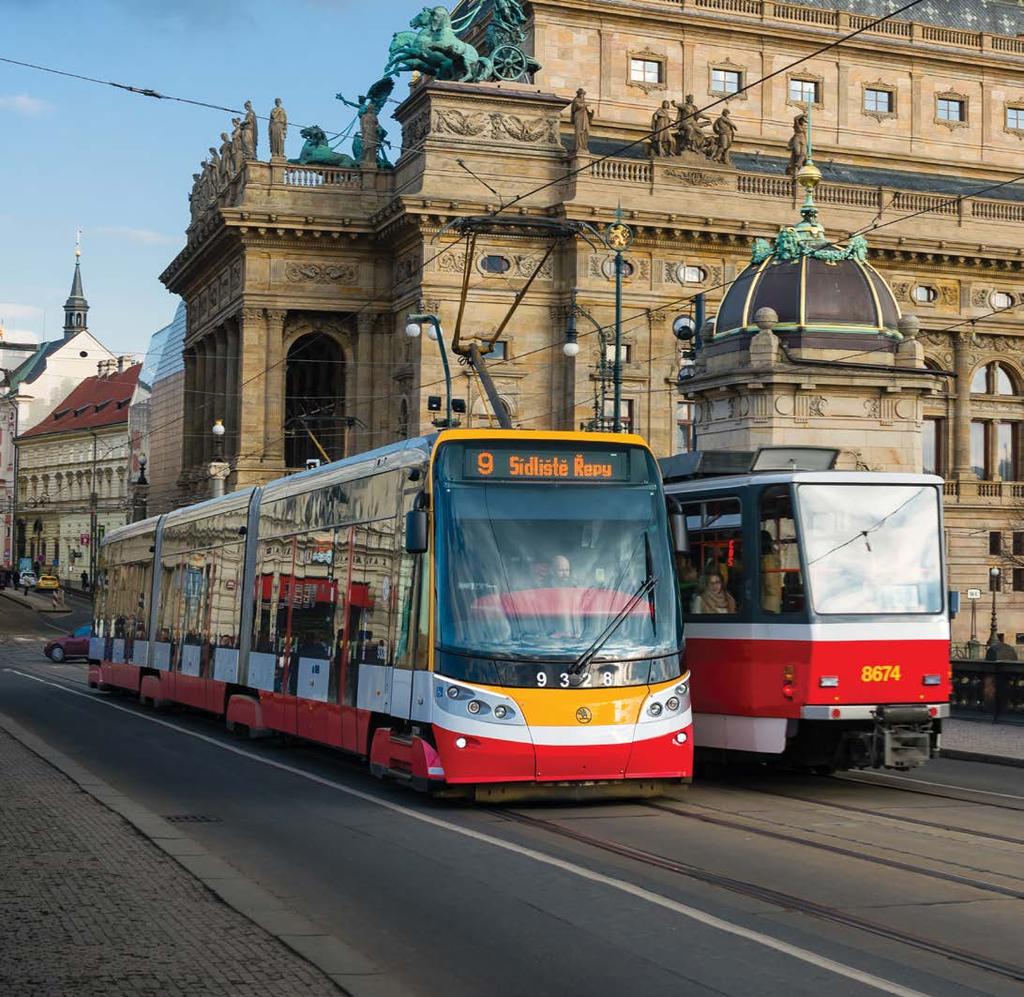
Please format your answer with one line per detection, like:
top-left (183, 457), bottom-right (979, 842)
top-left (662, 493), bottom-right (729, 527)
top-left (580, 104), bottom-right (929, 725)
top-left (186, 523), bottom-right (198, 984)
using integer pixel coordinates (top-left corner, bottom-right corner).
top-left (19, 364), bottom-right (142, 439)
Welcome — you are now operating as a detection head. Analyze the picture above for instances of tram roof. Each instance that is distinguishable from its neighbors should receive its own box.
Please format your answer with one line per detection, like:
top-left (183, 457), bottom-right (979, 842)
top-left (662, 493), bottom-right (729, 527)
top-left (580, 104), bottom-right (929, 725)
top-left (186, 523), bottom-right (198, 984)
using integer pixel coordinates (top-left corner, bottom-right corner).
top-left (663, 469), bottom-right (944, 493)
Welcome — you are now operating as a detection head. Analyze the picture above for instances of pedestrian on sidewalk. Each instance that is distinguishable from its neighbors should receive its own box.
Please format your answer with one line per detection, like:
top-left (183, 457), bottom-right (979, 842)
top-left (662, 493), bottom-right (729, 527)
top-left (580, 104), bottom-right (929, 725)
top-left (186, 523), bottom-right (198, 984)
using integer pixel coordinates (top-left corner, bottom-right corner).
top-left (81, 571), bottom-right (89, 592)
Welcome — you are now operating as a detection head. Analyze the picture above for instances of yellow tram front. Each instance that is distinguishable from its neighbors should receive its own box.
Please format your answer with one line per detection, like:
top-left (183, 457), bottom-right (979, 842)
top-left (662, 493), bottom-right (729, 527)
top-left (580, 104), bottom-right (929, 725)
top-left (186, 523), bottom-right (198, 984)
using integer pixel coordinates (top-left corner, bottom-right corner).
top-left (379, 431), bottom-right (691, 797)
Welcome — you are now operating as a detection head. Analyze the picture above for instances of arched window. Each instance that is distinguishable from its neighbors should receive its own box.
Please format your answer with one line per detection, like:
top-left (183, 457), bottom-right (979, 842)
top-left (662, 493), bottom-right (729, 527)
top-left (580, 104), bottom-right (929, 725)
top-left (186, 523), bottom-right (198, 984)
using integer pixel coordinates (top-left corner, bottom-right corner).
top-left (972, 362), bottom-right (1018, 395)
top-left (285, 332), bottom-right (346, 469)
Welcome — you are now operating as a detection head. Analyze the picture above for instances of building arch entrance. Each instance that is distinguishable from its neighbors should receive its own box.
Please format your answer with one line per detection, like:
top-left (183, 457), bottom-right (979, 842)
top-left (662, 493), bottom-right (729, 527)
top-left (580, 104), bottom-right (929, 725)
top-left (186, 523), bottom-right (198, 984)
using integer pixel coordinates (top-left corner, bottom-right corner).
top-left (285, 332), bottom-right (347, 468)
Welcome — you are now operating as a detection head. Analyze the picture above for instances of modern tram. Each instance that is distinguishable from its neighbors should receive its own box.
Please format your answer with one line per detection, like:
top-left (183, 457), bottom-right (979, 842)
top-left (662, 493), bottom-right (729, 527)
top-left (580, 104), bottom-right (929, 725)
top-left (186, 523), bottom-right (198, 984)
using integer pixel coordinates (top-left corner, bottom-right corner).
top-left (661, 447), bottom-right (950, 772)
top-left (89, 430), bottom-right (691, 799)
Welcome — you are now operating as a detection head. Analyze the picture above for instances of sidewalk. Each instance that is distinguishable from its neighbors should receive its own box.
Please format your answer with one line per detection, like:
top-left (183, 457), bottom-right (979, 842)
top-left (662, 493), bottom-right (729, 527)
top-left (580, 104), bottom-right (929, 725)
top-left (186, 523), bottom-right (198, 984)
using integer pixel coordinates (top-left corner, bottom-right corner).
top-left (0, 588), bottom-right (73, 615)
top-left (0, 720), bottom-right (343, 996)
top-left (941, 717), bottom-right (1024, 767)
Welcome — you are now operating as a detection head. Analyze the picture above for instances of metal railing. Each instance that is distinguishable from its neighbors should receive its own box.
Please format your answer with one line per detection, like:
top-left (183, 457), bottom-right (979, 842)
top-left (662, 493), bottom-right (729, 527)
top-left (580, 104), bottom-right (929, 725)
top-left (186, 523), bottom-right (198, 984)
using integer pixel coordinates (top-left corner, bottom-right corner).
top-left (950, 658), bottom-right (1024, 724)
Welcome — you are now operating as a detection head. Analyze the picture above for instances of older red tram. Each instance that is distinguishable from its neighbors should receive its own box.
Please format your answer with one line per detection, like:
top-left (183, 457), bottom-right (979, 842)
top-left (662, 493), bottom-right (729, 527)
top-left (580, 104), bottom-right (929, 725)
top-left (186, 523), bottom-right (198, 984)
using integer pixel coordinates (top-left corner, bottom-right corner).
top-left (661, 448), bottom-right (950, 771)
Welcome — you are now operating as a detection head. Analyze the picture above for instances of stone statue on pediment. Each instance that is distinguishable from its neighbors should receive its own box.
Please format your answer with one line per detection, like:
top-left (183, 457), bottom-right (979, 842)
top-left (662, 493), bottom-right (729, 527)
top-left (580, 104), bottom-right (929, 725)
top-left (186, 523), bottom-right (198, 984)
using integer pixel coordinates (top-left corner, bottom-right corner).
top-left (241, 100), bottom-right (258, 160)
top-left (269, 98), bottom-right (288, 159)
top-left (569, 89), bottom-right (594, 154)
top-left (787, 113), bottom-right (808, 176)
top-left (650, 100), bottom-right (674, 157)
top-left (673, 95), bottom-right (712, 156)
top-left (712, 109), bottom-right (737, 166)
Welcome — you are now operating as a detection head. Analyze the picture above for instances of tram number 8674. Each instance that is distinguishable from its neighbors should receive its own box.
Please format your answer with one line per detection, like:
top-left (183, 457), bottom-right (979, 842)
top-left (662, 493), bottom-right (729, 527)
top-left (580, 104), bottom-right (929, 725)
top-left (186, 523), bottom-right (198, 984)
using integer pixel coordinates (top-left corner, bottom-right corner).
top-left (861, 665), bottom-right (902, 683)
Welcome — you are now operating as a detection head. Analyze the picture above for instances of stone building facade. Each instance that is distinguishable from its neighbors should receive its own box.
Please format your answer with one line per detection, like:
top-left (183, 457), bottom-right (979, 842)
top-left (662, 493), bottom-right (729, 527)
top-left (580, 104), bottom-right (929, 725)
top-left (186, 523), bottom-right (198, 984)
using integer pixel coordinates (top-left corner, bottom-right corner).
top-left (16, 362), bottom-right (143, 586)
top-left (161, 0), bottom-right (1024, 644)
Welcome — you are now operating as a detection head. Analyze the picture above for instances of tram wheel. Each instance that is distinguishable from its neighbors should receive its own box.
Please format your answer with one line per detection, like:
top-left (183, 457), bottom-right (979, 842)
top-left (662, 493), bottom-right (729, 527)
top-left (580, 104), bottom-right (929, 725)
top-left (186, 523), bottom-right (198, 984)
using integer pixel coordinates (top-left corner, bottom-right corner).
top-left (810, 764), bottom-right (836, 776)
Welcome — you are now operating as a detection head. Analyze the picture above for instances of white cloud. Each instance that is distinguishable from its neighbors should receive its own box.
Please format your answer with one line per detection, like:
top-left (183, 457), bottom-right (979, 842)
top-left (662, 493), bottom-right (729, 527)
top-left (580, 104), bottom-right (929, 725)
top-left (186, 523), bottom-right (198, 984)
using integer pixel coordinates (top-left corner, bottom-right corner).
top-left (0, 302), bottom-right (44, 322)
top-left (0, 94), bottom-right (52, 116)
top-left (0, 327), bottom-right (39, 344)
top-left (95, 226), bottom-right (178, 247)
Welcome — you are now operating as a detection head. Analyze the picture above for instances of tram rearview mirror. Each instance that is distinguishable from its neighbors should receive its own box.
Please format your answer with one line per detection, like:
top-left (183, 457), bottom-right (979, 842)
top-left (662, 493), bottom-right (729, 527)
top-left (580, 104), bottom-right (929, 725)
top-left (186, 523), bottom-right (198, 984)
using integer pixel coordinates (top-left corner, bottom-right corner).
top-left (670, 508), bottom-right (690, 555)
top-left (405, 509), bottom-right (429, 554)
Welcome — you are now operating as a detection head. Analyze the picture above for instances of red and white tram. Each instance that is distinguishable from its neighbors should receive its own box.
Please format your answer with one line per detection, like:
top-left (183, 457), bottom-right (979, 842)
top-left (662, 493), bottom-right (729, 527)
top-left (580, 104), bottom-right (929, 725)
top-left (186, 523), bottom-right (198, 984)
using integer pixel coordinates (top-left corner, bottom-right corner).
top-left (661, 447), bottom-right (950, 771)
top-left (89, 430), bottom-right (691, 799)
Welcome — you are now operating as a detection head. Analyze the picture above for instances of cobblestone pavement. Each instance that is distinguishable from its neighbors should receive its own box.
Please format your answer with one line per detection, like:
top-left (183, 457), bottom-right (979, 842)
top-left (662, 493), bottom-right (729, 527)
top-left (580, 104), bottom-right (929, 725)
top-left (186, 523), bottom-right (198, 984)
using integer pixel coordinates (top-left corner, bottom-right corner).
top-left (0, 728), bottom-right (342, 997)
top-left (943, 717), bottom-right (1024, 761)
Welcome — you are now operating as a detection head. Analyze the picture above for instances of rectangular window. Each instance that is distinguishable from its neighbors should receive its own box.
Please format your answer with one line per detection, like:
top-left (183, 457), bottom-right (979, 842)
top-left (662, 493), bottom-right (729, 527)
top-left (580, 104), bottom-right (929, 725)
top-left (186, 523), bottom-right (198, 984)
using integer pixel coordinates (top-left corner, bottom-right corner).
top-left (971, 420), bottom-right (989, 479)
top-left (998, 422), bottom-right (1019, 480)
top-left (789, 78), bottom-right (820, 105)
top-left (630, 59), bottom-right (663, 85)
top-left (990, 531), bottom-right (1003, 556)
top-left (1014, 531), bottom-right (1024, 556)
top-left (711, 68), bottom-right (742, 95)
top-left (937, 98), bottom-right (965, 123)
top-left (1014, 569), bottom-right (1024, 593)
top-left (864, 88), bottom-right (893, 114)
top-left (1008, 107), bottom-right (1024, 130)
top-left (604, 343), bottom-right (632, 364)
top-left (602, 398), bottom-right (635, 432)
top-left (487, 341), bottom-right (508, 361)
top-left (675, 402), bottom-right (694, 454)
top-left (679, 497), bottom-right (743, 616)
top-left (923, 418), bottom-right (945, 476)
top-left (760, 486), bottom-right (804, 615)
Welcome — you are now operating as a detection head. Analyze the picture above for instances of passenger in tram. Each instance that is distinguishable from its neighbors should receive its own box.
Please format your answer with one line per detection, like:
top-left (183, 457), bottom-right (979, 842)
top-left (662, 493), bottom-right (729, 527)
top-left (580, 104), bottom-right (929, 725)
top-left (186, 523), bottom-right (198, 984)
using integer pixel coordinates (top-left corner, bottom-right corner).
top-left (676, 554), bottom-right (699, 606)
top-left (693, 569), bottom-right (737, 614)
top-left (551, 555), bottom-right (574, 587)
top-left (761, 530), bottom-right (783, 614)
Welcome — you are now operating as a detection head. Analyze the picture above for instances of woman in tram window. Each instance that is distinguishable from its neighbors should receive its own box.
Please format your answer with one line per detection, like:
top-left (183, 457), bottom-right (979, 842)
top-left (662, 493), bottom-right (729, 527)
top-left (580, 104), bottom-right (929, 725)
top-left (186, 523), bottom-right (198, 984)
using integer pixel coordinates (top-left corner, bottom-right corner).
top-left (693, 569), bottom-right (737, 615)
top-left (761, 530), bottom-right (783, 614)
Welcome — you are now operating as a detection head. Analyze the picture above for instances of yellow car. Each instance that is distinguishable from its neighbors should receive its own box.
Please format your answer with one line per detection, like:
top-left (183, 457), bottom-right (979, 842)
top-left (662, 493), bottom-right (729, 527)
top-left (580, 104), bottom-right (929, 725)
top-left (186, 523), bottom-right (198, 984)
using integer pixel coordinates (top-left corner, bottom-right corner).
top-left (36, 575), bottom-right (61, 592)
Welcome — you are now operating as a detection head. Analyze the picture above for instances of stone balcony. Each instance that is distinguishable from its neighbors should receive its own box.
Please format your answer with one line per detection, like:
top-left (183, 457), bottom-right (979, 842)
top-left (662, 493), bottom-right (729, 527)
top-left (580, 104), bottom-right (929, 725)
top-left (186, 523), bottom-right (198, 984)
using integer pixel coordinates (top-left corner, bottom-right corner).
top-left (642, 0), bottom-right (1024, 56)
top-left (943, 478), bottom-right (1024, 504)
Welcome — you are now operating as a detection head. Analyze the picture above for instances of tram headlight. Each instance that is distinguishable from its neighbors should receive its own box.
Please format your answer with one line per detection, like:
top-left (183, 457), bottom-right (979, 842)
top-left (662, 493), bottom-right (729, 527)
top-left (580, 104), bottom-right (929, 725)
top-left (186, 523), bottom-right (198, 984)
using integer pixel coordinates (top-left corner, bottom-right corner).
top-left (467, 699), bottom-right (482, 714)
top-left (446, 686), bottom-right (460, 699)
top-left (666, 696), bottom-right (680, 712)
top-left (675, 682), bottom-right (689, 698)
top-left (648, 702), bottom-right (663, 717)
top-left (494, 704), bottom-right (511, 720)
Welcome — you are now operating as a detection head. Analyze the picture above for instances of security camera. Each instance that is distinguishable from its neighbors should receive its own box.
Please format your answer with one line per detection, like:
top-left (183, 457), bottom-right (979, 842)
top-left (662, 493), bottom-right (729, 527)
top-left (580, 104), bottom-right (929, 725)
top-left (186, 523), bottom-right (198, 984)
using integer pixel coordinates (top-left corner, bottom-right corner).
top-left (673, 315), bottom-right (697, 341)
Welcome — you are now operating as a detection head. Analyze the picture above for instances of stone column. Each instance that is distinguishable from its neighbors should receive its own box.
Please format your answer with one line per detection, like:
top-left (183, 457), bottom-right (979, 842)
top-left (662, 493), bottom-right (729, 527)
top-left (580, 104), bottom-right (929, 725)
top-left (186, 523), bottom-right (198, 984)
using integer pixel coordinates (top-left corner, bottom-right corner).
top-left (215, 326), bottom-right (229, 427)
top-left (352, 312), bottom-right (379, 455)
top-left (990, 419), bottom-right (1002, 481)
top-left (226, 320), bottom-right (240, 461)
top-left (264, 310), bottom-right (288, 464)
top-left (183, 346), bottom-right (198, 470)
top-left (952, 330), bottom-right (973, 478)
top-left (194, 341), bottom-right (208, 470)
top-left (235, 307), bottom-right (268, 482)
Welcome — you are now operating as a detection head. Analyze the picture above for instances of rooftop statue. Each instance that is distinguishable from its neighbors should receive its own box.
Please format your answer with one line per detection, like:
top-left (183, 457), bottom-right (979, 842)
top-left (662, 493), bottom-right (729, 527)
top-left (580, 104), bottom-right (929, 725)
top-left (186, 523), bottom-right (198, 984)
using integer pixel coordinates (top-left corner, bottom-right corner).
top-left (337, 77), bottom-right (395, 169)
top-left (384, 3), bottom-right (540, 84)
top-left (290, 126), bottom-right (358, 168)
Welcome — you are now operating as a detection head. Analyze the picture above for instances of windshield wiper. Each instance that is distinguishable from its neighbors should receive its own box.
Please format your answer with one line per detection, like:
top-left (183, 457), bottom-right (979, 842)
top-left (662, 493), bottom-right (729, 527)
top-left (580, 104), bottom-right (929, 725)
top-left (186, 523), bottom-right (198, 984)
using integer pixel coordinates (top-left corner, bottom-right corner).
top-left (569, 576), bottom-right (658, 676)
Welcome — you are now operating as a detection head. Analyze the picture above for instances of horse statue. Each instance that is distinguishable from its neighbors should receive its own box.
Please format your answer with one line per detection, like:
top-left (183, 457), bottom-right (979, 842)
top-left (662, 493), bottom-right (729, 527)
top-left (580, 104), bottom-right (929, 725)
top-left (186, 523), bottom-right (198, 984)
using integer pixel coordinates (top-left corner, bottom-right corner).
top-left (288, 126), bottom-right (358, 168)
top-left (385, 6), bottom-right (492, 82)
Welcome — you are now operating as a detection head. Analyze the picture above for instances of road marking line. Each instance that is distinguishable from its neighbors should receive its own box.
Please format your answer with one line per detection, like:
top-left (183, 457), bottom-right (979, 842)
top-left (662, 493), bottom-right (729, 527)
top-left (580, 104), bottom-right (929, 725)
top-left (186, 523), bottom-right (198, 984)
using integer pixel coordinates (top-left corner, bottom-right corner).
top-left (3, 668), bottom-right (929, 997)
top-left (845, 771), bottom-right (1024, 802)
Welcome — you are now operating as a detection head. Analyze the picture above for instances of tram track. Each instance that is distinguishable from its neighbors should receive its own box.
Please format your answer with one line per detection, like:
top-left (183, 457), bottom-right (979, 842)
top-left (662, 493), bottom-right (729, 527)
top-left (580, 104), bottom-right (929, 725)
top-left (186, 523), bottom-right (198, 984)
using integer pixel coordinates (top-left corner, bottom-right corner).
top-left (835, 771), bottom-right (1024, 812)
top-left (645, 800), bottom-right (1024, 897)
top-left (494, 807), bottom-right (1024, 985)
top-left (722, 781), bottom-right (1024, 847)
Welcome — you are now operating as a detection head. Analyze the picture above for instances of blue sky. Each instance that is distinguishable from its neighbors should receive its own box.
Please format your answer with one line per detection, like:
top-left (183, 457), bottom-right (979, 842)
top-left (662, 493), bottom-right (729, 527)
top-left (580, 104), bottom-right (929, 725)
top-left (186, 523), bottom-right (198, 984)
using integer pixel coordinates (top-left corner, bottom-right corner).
top-left (0, 0), bottom-right (427, 355)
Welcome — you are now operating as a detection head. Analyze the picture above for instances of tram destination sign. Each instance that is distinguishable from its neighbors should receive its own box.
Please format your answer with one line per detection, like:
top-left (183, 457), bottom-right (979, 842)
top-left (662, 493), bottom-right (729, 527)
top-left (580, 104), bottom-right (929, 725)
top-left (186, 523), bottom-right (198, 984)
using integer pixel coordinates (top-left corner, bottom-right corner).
top-left (464, 447), bottom-right (631, 482)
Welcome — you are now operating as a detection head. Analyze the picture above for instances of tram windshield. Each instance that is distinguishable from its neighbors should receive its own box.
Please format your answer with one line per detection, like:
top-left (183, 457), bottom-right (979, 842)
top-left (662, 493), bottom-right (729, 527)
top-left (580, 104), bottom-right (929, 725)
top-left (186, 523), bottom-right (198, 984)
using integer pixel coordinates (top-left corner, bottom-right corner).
top-left (797, 484), bottom-right (943, 615)
top-left (434, 443), bottom-right (680, 665)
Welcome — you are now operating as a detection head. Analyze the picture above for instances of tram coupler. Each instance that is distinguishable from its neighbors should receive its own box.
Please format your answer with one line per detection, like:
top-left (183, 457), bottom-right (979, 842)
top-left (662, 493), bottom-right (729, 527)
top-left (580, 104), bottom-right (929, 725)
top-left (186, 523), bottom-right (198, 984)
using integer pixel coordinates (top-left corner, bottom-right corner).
top-left (871, 705), bottom-right (933, 770)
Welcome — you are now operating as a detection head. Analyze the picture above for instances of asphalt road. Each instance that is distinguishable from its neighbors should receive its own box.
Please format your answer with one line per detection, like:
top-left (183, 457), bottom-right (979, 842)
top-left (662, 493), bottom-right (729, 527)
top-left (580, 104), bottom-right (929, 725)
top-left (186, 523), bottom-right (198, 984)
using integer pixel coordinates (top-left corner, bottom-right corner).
top-left (1, 610), bottom-right (1021, 997)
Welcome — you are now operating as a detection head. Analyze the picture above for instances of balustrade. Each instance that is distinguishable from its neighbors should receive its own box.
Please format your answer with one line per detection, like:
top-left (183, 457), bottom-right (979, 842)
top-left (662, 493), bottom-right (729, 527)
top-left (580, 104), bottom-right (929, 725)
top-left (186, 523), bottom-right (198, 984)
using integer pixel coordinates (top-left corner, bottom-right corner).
top-left (282, 166), bottom-right (362, 188)
top-left (950, 659), bottom-right (1024, 724)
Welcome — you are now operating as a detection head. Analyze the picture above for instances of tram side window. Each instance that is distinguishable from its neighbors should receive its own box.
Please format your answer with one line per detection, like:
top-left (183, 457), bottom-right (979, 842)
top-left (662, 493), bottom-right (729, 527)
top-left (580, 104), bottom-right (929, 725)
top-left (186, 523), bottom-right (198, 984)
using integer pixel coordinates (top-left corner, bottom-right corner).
top-left (760, 486), bottom-right (805, 615)
top-left (680, 498), bottom-right (743, 615)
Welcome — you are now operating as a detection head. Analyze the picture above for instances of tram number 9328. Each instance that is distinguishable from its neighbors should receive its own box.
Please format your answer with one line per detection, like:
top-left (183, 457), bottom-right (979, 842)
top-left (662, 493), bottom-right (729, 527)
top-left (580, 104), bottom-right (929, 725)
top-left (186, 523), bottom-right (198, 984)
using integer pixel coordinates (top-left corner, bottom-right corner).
top-left (861, 665), bottom-right (902, 683)
top-left (536, 670), bottom-right (617, 688)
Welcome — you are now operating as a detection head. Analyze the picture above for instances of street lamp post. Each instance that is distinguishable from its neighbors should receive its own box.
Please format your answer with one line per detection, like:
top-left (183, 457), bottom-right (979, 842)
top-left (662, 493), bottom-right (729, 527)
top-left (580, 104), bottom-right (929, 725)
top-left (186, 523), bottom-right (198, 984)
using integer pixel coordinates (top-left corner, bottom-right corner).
top-left (988, 566), bottom-right (1002, 646)
top-left (604, 209), bottom-right (634, 433)
top-left (209, 420), bottom-right (229, 499)
top-left (405, 314), bottom-right (454, 428)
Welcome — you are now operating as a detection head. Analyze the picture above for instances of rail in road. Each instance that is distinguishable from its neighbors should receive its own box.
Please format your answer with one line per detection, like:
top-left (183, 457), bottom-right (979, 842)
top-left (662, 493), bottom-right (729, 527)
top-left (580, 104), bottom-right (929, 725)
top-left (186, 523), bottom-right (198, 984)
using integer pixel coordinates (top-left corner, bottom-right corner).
top-left (1, 642), bottom-right (1022, 997)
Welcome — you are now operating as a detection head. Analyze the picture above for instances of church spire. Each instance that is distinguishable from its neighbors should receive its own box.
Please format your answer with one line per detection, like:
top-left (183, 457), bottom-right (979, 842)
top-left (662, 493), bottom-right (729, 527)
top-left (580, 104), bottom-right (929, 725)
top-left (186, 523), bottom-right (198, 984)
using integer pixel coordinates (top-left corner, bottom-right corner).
top-left (63, 230), bottom-right (89, 339)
